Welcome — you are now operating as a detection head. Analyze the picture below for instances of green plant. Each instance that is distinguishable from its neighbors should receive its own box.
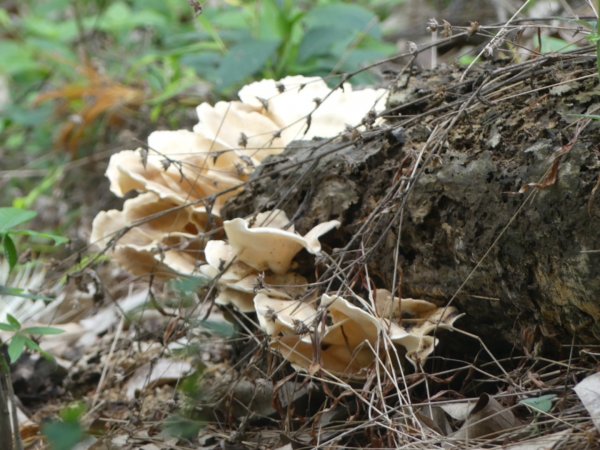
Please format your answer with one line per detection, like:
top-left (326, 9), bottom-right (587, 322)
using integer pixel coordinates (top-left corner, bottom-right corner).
top-left (0, 207), bottom-right (66, 363)
top-left (0, 0), bottom-right (206, 161)
top-left (192, 0), bottom-right (396, 91)
top-left (519, 394), bottom-right (556, 414)
top-left (1, 1), bottom-right (398, 211)
top-left (0, 207), bottom-right (68, 272)
top-left (0, 314), bottom-right (63, 363)
top-left (42, 402), bottom-right (88, 450)
top-left (0, 0), bottom-right (388, 219)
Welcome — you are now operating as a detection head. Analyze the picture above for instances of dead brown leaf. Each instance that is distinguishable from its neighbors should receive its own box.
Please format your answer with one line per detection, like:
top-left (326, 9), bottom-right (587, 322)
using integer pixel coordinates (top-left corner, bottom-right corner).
top-left (36, 61), bottom-right (145, 155)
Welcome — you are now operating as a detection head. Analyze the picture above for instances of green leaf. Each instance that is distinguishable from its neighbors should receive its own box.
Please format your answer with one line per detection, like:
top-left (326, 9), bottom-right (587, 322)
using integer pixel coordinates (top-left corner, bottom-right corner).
top-left (0, 9), bottom-right (11, 28)
top-left (538, 36), bottom-right (576, 53)
top-left (22, 15), bottom-right (79, 43)
top-left (23, 337), bottom-right (42, 352)
top-left (22, 337), bottom-right (53, 361)
top-left (6, 314), bottom-right (21, 330)
top-left (2, 234), bottom-right (18, 270)
top-left (163, 414), bottom-right (206, 440)
top-left (459, 54), bottom-right (478, 67)
top-left (304, 4), bottom-right (381, 38)
top-left (12, 166), bottom-right (64, 210)
top-left (519, 394), bottom-right (557, 413)
top-left (298, 27), bottom-right (352, 62)
top-left (171, 275), bottom-right (210, 294)
top-left (257, 0), bottom-right (288, 41)
top-left (42, 420), bottom-right (85, 450)
top-left (205, 8), bottom-right (251, 31)
top-left (3, 103), bottom-right (54, 128)
top-left (0, 285), bottom-right (54, 302)
top-left (0, 208), bottom-right (37, 232)
top-left (148, 71), bottom-right (198, 105)
top-left (335, 46), bottom-right (396, 75)
top-left (0, 41), bottom-right (42, 76)
top-left (23, 326), bottom-right (64, 336)
top-left (199, 320), bottom-right (236, 338)
top-left (0, 322), bottom-right (19, 332)
top-left (216, 39), bottom-right (280, 89)
top-left (10, 230), bottom-right (69, 246)
top-left (97, 2), bottom-right (167, 35)
top-left (182, 52), bottom-right (222, 79)
top-left (575, 19), bottom-right (597, 32)
top-left (60, 402), bottom-right (87, 423)
top-left (8, 334), bottom-right (27, 363)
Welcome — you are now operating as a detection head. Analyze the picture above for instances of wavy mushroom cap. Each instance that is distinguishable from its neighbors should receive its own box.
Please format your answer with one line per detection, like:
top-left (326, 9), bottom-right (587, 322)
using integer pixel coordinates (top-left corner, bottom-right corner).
top-left (194, 101), bottom-right (286, 166)
top-left (106, 131), bottom-right (245, 213)
top-left (238, 75), bottom-right (388, 142)
top-left (223, 212), bottom-right (339, 274)
top-left (90, 192), bottom-right (212, 276)
top-left (374, 288), bottom-right (461, 366)
top-left (254, 293), bottom-right (317, 336)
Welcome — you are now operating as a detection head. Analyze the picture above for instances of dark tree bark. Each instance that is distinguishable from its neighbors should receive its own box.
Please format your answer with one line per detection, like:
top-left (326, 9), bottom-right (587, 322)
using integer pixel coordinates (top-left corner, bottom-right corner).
top-left (224, 53), bottom-right (600, 352)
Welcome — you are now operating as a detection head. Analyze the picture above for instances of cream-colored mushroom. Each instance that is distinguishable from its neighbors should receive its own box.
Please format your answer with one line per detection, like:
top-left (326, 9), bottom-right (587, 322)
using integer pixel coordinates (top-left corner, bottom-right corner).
top-left (252, 209), bottom-right (292, 229)
top-left (374, 288), bottom-right (461, 366)
top-left (374, 289), bottom-right (460, 335)
top-left (254, 293), bottom-right (317, 337)
top-left (271, 335), bottom-right (376, 380)
top-left (90, 192), bottom-right (212, 276)
top-left (106, 130), bottom-right (245, 213)
top-left (230, 272), bottom-right (307, 299)
top-left (223, 213), bottom-right (340, 274)
top-left (193, 101), bottom-right (286, 166)
top-left (260, 294), bottom-right (381, 379)
top-left (202, 240), bottom-right (253, 281)
top-left (264, 291), bottom-right (461, 377)
top-left (320, 294), bottom-right (380, 347)
top-left (210, 272), bottom-right (309, 312)
top-left (201, 239), bottom-right (309, 312)
top-left (215, 288), bottom-right (255, 313)
top-left (199, 240), bottom-right (256, 312)
top-left (238, 75), bottom-right (388, 142)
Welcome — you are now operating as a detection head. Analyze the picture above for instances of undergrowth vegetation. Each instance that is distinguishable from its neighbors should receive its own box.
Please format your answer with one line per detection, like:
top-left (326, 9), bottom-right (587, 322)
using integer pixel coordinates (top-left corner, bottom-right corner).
top-left (0, 0), bottom-right (399, 253)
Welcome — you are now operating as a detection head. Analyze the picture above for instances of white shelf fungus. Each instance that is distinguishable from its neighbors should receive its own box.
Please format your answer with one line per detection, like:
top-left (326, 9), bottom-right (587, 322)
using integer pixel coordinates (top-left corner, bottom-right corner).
top-left (106, 132), bottom-right (243, 211)
top-left (256, 291), bottom-right (460, 379)
top-left (238, 75), bottom-right (388, 142)
top-left (198, 210), bottom-right (324, 312)
top-left (254, 293), bottom-right (317, 337)
top-left (224, 215), bottom-right (340, 274)
top-left (90, 192), bottom-right (211, 276)
top-left (89, 74), bottom-right (460, 379)
top-left (92, 75), bottom-right (386, 275)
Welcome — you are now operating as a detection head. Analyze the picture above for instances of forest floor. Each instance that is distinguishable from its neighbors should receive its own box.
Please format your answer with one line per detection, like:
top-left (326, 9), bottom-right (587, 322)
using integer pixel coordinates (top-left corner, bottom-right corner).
top-left (9, 45), bottom-right (600, 450)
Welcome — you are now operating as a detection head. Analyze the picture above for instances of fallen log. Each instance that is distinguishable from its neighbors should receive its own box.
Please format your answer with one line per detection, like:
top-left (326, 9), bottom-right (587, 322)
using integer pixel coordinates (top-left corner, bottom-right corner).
top-left (224, 51), bottom-right (600, 352)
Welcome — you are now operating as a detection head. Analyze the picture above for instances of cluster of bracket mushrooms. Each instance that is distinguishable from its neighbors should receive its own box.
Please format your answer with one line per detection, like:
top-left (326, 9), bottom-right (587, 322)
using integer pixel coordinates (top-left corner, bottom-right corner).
top-left (91, 76), bottom-right (459, 379)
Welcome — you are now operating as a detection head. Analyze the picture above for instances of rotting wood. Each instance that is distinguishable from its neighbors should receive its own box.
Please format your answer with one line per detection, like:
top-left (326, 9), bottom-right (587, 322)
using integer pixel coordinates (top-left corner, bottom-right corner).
top-left (0, 354), bottom-right (22, 450)
top-left (223, 50), bottom-right (600, 353)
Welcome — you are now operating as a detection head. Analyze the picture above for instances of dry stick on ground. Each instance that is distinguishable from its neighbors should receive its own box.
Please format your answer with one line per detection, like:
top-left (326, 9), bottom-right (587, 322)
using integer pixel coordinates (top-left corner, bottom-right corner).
top-left (0, 355), bottom-right (22, 450)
